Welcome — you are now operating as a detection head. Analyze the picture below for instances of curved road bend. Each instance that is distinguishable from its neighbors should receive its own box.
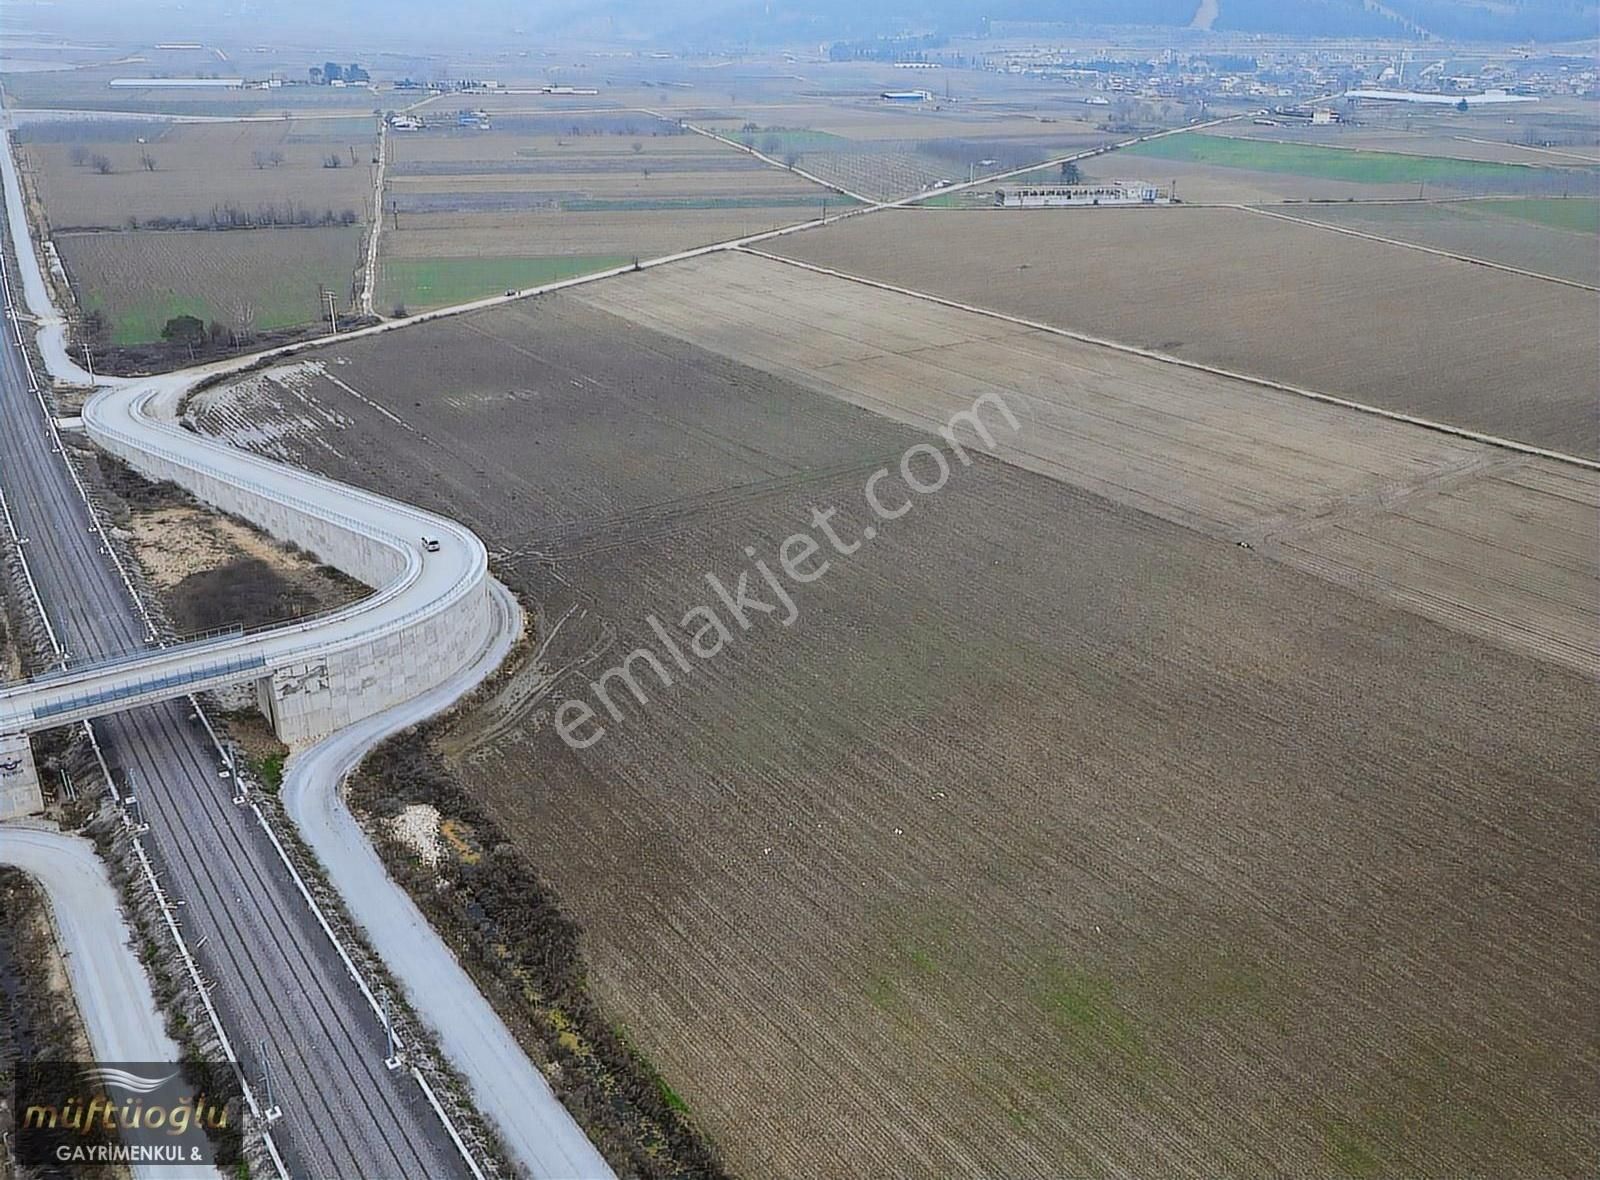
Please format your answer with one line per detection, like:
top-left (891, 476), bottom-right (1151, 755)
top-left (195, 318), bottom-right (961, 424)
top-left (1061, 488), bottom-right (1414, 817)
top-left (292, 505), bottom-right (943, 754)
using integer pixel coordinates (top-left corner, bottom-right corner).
top-left (0, 237), bottom-right (469, 1178)
top-left (0, 828), bottom-right (222, 1180)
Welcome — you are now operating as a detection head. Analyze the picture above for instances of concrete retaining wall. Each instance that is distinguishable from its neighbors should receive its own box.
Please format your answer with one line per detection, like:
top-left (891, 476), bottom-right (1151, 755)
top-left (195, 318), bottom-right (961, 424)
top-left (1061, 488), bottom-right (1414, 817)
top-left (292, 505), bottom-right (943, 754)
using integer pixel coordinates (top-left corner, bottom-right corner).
top-left (87, 408), bottom-right (495, 750)
top-left (0, 730), bottom-right (42, 820)
top-left (97, 434), bottom-right (410, 591)
top-left (260, 578), bottom-right (493, 746)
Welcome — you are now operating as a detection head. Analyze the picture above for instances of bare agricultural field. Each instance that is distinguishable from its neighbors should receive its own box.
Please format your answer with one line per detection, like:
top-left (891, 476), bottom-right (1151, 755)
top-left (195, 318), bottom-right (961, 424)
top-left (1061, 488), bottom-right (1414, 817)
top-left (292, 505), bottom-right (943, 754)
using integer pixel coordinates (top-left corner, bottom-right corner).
top-left (1078, 153), bottom-right (1424, 203)
top-left (768, 206), bottom-right (1600, 457)
top-left (582, 251), bottom-right (1599, 675)
top-left (19, 119), bottom-right (374, 229)
top-left (57, 225), bottom-right (362, 344)
top-left (1206, 121), bottom-right (1598, 166)
top-left (192, 283), bottom-right (1599, 1180)
top-left (376, 113), bottom-right (834, 306)
top-left (1288, 198), bottom-right (1600, 287)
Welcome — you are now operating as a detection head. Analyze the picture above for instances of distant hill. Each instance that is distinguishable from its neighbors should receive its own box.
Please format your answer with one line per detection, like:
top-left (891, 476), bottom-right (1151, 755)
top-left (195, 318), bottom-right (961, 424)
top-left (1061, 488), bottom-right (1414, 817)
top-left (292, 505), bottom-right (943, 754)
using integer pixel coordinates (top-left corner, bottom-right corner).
top-left (21, 0), bottom-right (1598, 50)
top-left (667, 0), bottom-right (1599, 44)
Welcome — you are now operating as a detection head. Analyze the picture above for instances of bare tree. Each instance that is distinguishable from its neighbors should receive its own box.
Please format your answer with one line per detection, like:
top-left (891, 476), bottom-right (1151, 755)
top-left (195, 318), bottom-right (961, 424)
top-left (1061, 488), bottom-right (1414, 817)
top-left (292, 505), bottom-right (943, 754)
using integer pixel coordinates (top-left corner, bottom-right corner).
top-left (268, 149), bottom-right (285, 167)
top-left (139, 151), bottom-right (157, 172)
top-left (89, 153), bottom-right (113, 175)
top-left (232, 300), bottom-right (257, 342)
top-left (631, 141), bottom-right (643, 153)
top-left (69, 145), bottom-right (90, 166)
top-left (252, 149), bottom-right (269, 169)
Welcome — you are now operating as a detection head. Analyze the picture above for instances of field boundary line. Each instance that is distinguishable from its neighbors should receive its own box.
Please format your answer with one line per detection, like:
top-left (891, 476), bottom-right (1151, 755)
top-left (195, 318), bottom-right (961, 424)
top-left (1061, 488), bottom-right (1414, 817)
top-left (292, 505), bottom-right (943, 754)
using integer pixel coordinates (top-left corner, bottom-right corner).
top-left (7, 113), bottom-right (1262, 372)
top-left (1233, 203), bottom-right (1600, 291)
top-left (886, 109), bottom-right (1260, 210)
top-left (737, 245), bottom-right (1600, 473)
top-left (360, 118), bottom-right (387, 317)
top-left (657, 112), bottom-right (877, 205)
top-left (1452, 135), bottom-right (1600, 165)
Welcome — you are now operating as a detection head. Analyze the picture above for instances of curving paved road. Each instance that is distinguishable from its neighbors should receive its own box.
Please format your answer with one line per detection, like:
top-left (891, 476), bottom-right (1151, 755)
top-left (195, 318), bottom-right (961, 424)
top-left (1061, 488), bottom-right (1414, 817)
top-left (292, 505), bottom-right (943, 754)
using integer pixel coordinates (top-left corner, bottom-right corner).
top-left (0, 827), bottom-right (177, 1065)
top-left (283, 579), bottom-right (613, 1179)
top-left (1, 133), bottom-right (473, 1179)
top-left (0, 828), bottom-right (222, 1180)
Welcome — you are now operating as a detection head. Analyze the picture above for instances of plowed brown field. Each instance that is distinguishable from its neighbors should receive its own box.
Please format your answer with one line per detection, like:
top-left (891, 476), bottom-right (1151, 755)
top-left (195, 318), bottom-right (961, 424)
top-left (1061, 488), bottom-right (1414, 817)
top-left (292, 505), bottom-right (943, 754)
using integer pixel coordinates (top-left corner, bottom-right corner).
top-left (767, 206), bottom-right (1600, 457)
top-left (193, 286), bottom-right (1599, 1180)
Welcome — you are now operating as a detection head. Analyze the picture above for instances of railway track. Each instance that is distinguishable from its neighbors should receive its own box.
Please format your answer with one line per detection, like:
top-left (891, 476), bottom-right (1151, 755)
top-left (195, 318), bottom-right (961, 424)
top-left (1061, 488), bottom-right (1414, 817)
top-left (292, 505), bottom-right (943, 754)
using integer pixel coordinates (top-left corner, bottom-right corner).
top-left (0, 233), bottom-right (470, 1179)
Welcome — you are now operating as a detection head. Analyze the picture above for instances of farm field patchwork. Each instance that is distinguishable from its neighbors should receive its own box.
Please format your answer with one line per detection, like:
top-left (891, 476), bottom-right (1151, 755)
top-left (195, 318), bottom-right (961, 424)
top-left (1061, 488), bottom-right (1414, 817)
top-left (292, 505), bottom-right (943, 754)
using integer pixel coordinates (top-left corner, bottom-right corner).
top-left (0, 62), bottom-right (383, 116)
top-left (690, 102), bottom-right (1119, 200)
top-left (376, 112), bottom-right (833, 304)
top-left (1122, 129), bottom-right (1598, 196)
top-left (1287, 198), bottom-right (1599, 286)
top-left (767, 206), bottom-right (1599, 457)
top-left (1210, 100), bottom-right (1600, 165)
top-left (192, 280), bottom-right (1598, 1180)
top-left (1076, 153), bottom-right (1420, 204)
top-left (56, 226), bottom-right (363, 344)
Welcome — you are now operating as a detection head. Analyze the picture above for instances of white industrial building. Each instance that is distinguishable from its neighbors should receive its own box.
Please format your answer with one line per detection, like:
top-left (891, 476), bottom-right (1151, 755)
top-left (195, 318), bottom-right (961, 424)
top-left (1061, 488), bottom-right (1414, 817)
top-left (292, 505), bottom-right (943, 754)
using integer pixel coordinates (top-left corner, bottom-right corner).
top-left (994, 181), bottom-right (1166, 208)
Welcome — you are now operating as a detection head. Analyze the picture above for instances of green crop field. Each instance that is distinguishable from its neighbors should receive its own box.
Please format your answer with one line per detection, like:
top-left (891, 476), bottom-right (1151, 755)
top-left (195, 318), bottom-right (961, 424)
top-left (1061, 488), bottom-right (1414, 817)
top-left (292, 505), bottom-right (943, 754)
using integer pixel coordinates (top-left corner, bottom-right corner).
top-left (1476, 196), bottom-right (1600, 232)
top-left (1123, 131), bottom-right (1595, 190)
top-left (57, 226), bottom-right (362, 345)
top-left (722, 126), bottom-right (855, 152)
top-left (377, 255), bottom-right (634, 311)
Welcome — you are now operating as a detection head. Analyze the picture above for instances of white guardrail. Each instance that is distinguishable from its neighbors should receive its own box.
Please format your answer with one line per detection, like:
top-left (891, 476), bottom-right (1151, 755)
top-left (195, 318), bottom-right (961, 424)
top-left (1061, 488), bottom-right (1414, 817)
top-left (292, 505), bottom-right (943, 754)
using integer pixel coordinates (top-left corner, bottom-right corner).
top-left (0, 367), bottom-right (492, 736)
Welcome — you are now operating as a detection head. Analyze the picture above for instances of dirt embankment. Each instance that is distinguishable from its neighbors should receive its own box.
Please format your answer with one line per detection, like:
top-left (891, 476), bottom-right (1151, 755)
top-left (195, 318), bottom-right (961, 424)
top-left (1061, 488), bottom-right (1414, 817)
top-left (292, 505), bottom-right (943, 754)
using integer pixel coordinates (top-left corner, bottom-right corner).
top-left (88, 450), bottom-right (367, 638)
top-left (349, 724), bottom-right (729, 1180)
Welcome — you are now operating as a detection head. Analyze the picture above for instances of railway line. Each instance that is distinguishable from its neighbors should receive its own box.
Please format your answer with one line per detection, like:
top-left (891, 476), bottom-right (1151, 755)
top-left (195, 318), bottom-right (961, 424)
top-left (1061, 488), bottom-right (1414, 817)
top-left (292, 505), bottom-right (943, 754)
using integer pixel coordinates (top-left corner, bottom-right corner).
top-left (0, 221), bottom-right (471, 1179)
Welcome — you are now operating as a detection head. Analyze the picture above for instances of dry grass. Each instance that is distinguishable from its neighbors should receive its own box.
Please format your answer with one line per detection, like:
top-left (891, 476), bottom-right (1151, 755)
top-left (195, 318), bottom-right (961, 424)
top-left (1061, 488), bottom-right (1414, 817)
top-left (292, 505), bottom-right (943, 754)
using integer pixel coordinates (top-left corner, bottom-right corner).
top-left (22, 120), bottom-right (374, 229)
top-left (113, 489), bottom-right (365, 637)
top-left (194, 288), bottom-right (1600, 1180)
top-left (767, 206), bottom-right (1599, 457)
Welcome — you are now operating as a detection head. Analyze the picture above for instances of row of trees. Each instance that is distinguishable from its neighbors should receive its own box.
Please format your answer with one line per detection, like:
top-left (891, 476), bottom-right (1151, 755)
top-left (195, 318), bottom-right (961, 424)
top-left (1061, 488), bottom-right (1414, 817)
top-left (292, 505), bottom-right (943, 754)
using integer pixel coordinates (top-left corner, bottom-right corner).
top-left (126, 202), bottom-right (359, 231)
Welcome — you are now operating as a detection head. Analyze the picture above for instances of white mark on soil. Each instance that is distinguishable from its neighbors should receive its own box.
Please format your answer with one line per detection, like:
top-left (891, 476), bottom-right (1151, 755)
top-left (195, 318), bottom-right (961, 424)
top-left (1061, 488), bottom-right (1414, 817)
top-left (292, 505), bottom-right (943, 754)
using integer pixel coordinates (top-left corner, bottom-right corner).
top-left (386, 803), bottom-right (443, 868)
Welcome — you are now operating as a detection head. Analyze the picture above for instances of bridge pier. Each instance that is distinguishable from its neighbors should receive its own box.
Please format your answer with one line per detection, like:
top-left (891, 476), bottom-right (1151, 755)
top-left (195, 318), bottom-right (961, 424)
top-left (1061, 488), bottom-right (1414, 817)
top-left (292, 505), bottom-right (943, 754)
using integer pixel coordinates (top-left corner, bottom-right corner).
top-left (0, 731), bottom-right (43, 820)
top-left (257, 660), bottom-right (335, 748)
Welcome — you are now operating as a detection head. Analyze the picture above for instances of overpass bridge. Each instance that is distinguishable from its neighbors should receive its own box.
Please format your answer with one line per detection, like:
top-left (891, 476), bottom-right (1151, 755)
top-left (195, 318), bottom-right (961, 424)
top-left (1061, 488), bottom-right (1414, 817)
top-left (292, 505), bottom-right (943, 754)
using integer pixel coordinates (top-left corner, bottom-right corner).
top-left (0, 367), bottom-right (495, 817)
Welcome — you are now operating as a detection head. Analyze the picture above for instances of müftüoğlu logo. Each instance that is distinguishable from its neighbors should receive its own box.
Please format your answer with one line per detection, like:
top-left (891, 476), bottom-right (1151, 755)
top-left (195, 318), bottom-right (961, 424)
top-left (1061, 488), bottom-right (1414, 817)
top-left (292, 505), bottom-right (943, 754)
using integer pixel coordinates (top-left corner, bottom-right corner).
top-left (15, 1060), bottom-right (243, 1170)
